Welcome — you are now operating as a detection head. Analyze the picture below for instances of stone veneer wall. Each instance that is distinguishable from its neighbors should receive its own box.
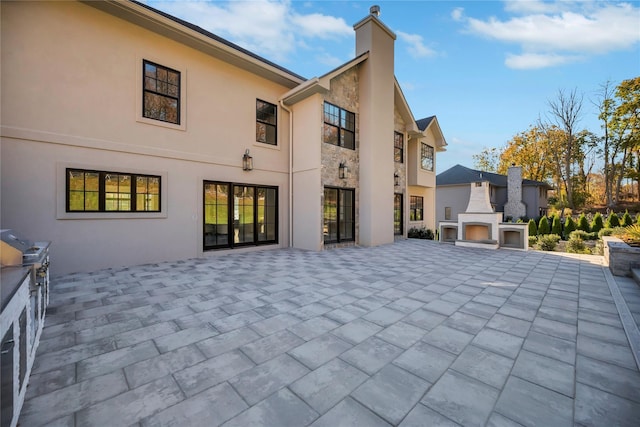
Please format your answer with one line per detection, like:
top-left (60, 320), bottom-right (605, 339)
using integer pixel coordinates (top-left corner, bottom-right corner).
top-left (393, 107), bottom-right (407, 196)
top-left (322, 67), bottom-right (360, 247)
top-left (603, 236), bottom-right (640, 277)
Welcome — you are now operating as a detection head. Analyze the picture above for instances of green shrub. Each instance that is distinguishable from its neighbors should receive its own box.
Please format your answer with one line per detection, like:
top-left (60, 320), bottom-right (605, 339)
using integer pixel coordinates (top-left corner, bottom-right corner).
top-left (537, 234), bottom-right (561, 251)
top-left (528, 219), bottom-right (538, 236)
top-left (408, 227), bottom-right (434, 240)
top-left (528, 236), bottom-right (537, 247)
top-left (563, 216), bottom-right (576, 239)
top-left (622, 210), bottom-right (633, 227)
top-left (551, 214), bottom-right (562, 237)
top-left (570, 230), bottom-right (589, 240)
top-left (598, 228), bottom-right (614, 238)
top-left (538, 216), bottom-right (550, 235)
top-left (637, 213), bottom-right (640, 225)
top-left (606, 212), bottom-right (620, 228)
top-left (577, 213), bottom-right (590, 232)
top-left (590, 212), bottom-right (604, 233)
top-left (566, 236), bottom-right (590, 254)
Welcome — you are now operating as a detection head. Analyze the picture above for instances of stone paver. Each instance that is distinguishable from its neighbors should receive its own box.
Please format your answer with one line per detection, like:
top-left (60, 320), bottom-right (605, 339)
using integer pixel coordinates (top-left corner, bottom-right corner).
top-left (20, 240), bottom-right (640, 426)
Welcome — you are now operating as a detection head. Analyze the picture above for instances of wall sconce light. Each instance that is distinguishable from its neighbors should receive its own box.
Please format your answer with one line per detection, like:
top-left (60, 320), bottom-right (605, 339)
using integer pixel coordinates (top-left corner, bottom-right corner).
top-left (339, 162), bottom-right (349, 179)
top-left (394, 172), bottom-right (400, 186)
top-left (242, 149), bottom-right (253, 171)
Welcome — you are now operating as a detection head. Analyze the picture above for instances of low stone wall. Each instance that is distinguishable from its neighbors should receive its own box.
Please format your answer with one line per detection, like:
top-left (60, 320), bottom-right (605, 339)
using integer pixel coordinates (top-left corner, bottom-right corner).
top-left (603, 236), bottom-right (640, 277)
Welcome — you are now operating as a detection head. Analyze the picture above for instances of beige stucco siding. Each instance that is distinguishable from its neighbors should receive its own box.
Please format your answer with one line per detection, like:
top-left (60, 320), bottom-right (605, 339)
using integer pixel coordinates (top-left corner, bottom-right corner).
top-left (1, 1), bottom-right (292, 275)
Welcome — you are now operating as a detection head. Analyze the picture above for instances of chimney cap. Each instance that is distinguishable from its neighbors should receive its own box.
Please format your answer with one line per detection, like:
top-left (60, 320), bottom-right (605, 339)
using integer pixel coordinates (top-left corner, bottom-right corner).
top-left (370, 5), bottom-right (380, 16)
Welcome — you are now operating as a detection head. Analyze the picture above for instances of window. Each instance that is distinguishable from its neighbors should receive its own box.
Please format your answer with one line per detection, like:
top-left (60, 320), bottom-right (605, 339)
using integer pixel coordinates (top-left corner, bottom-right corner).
top-left (67, 169), bottom-right (160, 212)
top-left (444, 207), bottom-right (452, 221)
top-left (324, 187), bottom-right (355, 243)
top-left (410, 196), bottom-right (423, 221)
top-left (394, 194), bottom-right (403, 235)
top-left (203, 182), bottom-right (277, 249)
top-left (394, 132), bottom-right (404, 163)
top-left (143, 60), bottom-right (180, 124)
top-left (256, 99), bottom-right (277, 145)
top-left (324, 102), bottom-right (355, 149)
top-left (421, 143), bottom-right (434, 171)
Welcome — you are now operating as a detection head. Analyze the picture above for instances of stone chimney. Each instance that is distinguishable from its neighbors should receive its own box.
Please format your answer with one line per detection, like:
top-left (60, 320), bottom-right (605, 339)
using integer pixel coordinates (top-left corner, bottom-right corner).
top-left (504, 165), bottom-right (527, 220)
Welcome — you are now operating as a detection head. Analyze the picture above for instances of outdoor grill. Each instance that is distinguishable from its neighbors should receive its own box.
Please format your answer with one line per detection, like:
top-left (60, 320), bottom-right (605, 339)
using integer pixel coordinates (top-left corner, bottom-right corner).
top-left (1, 229), bottom-right (51, 427)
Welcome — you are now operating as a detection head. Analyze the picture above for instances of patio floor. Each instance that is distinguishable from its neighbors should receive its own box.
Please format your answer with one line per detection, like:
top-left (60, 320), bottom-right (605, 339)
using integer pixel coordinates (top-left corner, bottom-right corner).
top-left (19, 240), bottom-right (640, 426)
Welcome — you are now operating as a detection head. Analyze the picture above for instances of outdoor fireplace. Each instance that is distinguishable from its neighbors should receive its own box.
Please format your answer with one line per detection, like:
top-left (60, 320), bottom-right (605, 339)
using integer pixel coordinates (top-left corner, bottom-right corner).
top-left (439, 178), bottom-right (528, 251)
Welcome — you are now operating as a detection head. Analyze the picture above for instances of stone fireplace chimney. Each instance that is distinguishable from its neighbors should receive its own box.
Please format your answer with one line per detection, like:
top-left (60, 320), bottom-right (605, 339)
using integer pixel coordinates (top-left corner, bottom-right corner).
top-left (504, 165), bottom-right (526, 220)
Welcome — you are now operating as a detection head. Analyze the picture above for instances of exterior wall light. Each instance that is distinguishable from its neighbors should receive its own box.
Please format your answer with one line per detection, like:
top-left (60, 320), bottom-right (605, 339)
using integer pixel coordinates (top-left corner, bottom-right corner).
top-left (339, 162), bottom-right (349, 179)
top-left (394, 172), bottom-right (400, 186)
top-left (242, 149), bottom-right (253, 171)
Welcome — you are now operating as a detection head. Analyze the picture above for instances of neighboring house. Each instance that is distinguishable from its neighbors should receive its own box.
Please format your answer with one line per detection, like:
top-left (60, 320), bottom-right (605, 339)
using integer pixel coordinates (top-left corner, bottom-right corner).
top-left (0, 1), bottom-right (446, 275)
top-left (436, 165), bottom-right (549, 224)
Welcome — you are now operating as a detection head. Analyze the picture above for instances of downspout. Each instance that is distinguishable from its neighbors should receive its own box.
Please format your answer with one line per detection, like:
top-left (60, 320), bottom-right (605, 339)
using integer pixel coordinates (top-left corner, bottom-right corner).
top-left (279, 100), bottom-right (293, 248)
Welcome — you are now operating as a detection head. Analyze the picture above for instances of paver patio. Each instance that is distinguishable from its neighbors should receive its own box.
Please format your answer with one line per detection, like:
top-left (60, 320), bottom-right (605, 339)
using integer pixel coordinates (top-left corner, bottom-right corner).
top-left (19, 240), bottom-right (640, 426)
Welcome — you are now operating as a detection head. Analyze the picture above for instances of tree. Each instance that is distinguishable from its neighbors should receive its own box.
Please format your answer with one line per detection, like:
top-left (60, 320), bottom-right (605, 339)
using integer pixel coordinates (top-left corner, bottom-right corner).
top-left (538, 216), bottom-right (550, 235)
top-left (497, 125), bottom-right (557, 183)
top-left (473, 147), bottom-right (500, 172)
top-left (622, 210), bottom-right (633, 226)
top-left (546, 88), bottom-right (584, 209)
top-left (613, 77), bottom-right (640, 200)
top-left (591, 212), bottom-right (604, 233)
top-left (564, 216), bottom-right (576, 239)
top-left (577, 213), bottom-right (590, 232)
top-left (606, 212), bottom-right (620, 228)
top-left (551, 214), bottom-right (562, 236)
top-left (528, 219), bottom-right (538, 236)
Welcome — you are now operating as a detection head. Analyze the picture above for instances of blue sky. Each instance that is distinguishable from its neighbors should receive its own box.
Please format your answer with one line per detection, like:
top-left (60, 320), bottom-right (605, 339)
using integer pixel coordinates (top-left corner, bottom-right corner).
top-left (146, 0), bottom-right (640, 174)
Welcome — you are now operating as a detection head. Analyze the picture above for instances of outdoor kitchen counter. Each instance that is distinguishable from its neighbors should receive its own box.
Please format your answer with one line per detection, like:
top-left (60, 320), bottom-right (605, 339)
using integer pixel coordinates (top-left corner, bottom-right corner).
top-left (1, 266), bottom-right (30, 312)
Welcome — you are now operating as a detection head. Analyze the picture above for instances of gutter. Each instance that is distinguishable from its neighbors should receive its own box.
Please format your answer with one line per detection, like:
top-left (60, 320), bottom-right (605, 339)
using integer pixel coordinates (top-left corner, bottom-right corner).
top-left (279, 100), bottom-right (293, 248)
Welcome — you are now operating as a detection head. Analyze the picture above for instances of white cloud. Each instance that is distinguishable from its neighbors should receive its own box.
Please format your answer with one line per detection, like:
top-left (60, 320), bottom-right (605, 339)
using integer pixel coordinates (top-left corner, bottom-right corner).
top-left (505, 52), bottom-right (582, 69)
top-left (459, 2), bottom-right (640, 69)
top-left (451, 7), bottom-right (464, 21)
top-left (145, 0), bottom-right (351, 62)
top-left (396, 31), bottom-right (437, 58)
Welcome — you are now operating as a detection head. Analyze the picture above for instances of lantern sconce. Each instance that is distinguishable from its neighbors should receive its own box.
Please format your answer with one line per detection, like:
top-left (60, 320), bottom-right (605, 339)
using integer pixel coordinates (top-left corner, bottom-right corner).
top-left (394, 172), bottom-right (400, 186)
top-left (242, 149), bottom-right (253, 171)
top-left (339, 162), bottom-right (349, 179)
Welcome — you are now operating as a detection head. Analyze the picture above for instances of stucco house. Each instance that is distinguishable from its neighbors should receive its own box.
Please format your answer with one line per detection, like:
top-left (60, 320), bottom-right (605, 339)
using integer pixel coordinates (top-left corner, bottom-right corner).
top-left (436, 164), bottom-right (550, 224)
top-left (1, 1), bottom-right (446, 275)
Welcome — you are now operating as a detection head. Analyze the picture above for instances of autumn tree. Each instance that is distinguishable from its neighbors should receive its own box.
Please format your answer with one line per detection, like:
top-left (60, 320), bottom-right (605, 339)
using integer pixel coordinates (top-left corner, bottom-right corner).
top-left (472, 147), bottom-right (500, 172)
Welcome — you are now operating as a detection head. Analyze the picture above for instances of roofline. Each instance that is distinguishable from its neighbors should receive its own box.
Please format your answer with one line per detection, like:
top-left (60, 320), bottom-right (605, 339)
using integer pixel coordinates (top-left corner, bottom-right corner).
top-left (280, 52), bottom-right (370, 105)
top-left (422, 116), bottom-right (448, 151)
top-left (82, 0), bottom-right (306, 88)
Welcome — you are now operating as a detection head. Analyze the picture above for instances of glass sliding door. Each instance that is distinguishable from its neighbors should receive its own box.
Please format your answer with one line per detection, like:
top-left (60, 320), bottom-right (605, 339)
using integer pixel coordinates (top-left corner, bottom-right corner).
top-left (204, 182), bottom-right (277, 250)
top-left (204, 183), bottom-right (229, 248)
top-left (324, 187), bottom-right (354, 244)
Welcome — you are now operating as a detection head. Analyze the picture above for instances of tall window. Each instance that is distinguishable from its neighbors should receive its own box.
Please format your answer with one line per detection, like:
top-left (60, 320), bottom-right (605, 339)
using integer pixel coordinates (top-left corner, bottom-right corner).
top-left (410, 196), bottom-right (423, 221)
top-left (143, 60), bottom-right (180, 124)
top-left (394, 132), bottom-right (404, 163)
top-left (256, 99), bottom-right (277, 145)
top-left (394, 194), bottom-right (403, 235)
top-left (203, 182), bottom-right (277, 250)
top-left (444, 207), bottom-right (452, 221)
top-left (324, 187), bottom-right (355, 243)
top-left (421, 143), bottom-right (434, 171)
top-left (324, 102), bottom-right (355, 150)
top-left (67, 169), bottom-right (160, 212)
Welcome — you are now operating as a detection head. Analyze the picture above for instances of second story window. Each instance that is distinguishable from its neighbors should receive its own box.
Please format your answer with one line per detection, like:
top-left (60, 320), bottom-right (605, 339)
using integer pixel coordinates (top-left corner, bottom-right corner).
top-left (394, 132), bottom-right (404, 163)
top-left (143, 60), bottom-right (180, 124)
top-left (256, 99), bottom-right (277, 145)
top-left (324, 102), bottom-right (355, 150)
top-left (421, 143), bottom-right (434, 171)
